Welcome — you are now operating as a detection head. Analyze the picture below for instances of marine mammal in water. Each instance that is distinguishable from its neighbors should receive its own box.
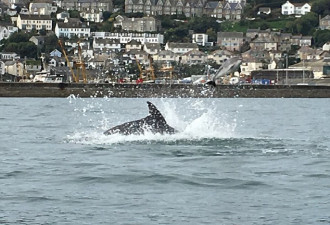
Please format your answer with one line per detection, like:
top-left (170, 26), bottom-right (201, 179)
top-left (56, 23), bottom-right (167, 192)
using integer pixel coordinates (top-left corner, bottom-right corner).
top-left (104, 101), bottom-right (177, 135)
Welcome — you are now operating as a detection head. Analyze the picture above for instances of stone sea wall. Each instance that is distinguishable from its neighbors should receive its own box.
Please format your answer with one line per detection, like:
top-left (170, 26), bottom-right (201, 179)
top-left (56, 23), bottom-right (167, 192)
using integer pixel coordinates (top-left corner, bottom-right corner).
top-left (1, 82), bottom-right (330, 98)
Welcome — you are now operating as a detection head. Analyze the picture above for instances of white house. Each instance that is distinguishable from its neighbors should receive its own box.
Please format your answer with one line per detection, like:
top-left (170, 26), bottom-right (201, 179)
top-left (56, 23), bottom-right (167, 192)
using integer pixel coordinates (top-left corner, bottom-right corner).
top-left (323, 42), bottom-right (330, 51)
top-left (56, 11), bottom-right (70, 20)
top-left (143, 43), bottom-right (161, 55)
top-left (125, 40), bottom-right (143, 52)
top-left (240, 60), bottom-right (263, 76)
top-left (50, 49), bottom-right (62, 57)
top-left (165, 42), bottom-right (199, 54)
top-left (92, 32), bottom-right (164, 44)
top-left (258, 7), bottom-right (271, 15)
top-left (55, 18), bottom-right (90, 39)
top-left (192, 33), bottom-right (213, 46)
top-left (93, 38), bottom-right (121, 52)
top-left (29, 1), bottom-right (57, 15)
top-left (16, 14), bottom-right (52, 31)
top-left (227, 0), bottom-right (246, 4)
top-left (0, 52), bottom-right (19, 60)
top-left (0, 25), bottom-right (18, 41)
top-left (208, 49), bottom-right (236, 65)
top-left (181, 50), bottom-right (207, 65)
top-left (281, 1), bottom-right (311, 15)
top-left (153, 50), bottom-right (177, 63)
top-left (0, 61), bottom-right (5, 76)
top-left (80, 9), bottom-right (103, 23)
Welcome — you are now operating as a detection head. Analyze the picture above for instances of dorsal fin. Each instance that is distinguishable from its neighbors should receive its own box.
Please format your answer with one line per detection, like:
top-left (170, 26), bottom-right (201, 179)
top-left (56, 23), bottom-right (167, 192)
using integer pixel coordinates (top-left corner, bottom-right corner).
top-left (147, 101), bottom-right (164, 119)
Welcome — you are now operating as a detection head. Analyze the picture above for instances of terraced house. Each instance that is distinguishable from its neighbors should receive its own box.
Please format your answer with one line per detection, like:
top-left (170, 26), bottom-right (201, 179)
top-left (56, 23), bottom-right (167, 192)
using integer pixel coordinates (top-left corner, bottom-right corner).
top-left (61, 0), bottom-right (113, 12)
top-left (124, 0), bottom-right (245, 19)
top-left (16, 14), bottom-right (52, 31)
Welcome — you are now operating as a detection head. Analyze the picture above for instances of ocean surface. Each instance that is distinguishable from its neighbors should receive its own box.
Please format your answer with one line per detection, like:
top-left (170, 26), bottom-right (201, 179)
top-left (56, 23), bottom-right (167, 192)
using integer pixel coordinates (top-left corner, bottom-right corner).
top-left (0, 97), bottom-right (330, 225)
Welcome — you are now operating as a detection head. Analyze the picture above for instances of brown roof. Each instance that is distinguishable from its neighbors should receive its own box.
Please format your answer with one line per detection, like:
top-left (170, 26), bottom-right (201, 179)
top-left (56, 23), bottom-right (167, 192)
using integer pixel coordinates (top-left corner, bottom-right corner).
top-left (19, 14), bottom-right (51, 20)
top-left (57, 18), bottom-right (89, 28)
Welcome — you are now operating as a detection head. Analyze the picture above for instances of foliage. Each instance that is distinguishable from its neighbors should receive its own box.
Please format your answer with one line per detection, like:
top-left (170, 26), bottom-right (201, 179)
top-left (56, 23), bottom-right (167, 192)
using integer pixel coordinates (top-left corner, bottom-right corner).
top-left (6, 32), bottom-right (32, 43)
top-left (179, 64), bottom-right (205, 77)
top-left (311, 0), bottom-right (330, 17)
top-left (313, 29), bottom-right (330, 47)
top-left (100, 21), bottom-right (114, 32)
top-left (187, 16), bottom-right (220, 33)
top-left (125, 12), bottom-right (144, 18)
top-left (4, 42), bottom-right (37, 59)
top-left (42, 34), bottom-right (59, 54)
top-left (159, 15), bottom-right (220, 42)
top-left (0, 32), bottom-right (38, 58)
top-left (165, 27), bottom-right (189, 42)
top-left (69, 10), bottom-right (80, 18)
top-left (285, 12), bottom-right (318, 35)
top-left (103, 11), bottom-right (112, 21)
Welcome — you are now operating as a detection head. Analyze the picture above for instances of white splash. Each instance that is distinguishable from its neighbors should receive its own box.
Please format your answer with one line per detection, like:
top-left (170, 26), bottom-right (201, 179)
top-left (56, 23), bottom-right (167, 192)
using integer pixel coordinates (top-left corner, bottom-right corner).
top-left (65, 98), bottom-right (238, 145)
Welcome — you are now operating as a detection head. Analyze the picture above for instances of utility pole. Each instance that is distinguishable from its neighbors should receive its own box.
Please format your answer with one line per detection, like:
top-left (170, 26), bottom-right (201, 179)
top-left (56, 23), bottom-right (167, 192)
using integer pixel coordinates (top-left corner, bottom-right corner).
top-left (285, 54), bottom-right (288, 85)
top-left (303, 59), bottom-right (305, 84)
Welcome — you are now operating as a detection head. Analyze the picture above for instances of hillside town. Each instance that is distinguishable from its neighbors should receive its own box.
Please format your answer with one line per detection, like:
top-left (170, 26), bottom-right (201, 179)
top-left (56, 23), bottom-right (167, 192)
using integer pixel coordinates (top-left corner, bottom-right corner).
top-left (0, 0), bottom-right (330, 85)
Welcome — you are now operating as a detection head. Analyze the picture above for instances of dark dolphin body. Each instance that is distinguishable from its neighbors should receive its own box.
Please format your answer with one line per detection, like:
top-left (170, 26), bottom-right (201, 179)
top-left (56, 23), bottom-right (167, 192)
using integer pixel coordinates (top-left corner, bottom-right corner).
top-left (104, 101), bottom-right (177, 135)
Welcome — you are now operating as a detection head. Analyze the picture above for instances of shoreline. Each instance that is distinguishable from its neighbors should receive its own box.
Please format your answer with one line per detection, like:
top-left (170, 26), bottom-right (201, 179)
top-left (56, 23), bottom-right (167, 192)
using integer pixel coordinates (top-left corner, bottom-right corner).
top-left (1, 82), bottom-right (330, 98)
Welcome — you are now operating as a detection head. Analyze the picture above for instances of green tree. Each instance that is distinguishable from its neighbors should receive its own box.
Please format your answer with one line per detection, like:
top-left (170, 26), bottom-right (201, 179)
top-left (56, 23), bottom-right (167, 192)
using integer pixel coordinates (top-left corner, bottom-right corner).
top-left (187, 16), bottom-right (220, 33)
top-left (311, 0), bottom-right (330, 17)
top-left (103, 11), bottom-right (111, 21)
top-left (285, 12), bottom-right (318, 35)
top-left (4, 42), bottom-right (37, 58)
top-left (313, 29), bottom-right (330, 47)
top-left (69, 10), bottom-right (80, 18)
top-left (206, 28), bottom-right (217, 42)
top-left (6, 32), bottom-right (31, 43)
top-left (43, 34), bottom-right (59, 54)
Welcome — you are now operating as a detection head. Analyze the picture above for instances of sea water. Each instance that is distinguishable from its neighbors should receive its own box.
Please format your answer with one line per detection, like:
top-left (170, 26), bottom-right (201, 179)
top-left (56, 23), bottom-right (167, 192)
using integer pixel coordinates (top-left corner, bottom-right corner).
top-left (0, 97), bottom-right (330, 224)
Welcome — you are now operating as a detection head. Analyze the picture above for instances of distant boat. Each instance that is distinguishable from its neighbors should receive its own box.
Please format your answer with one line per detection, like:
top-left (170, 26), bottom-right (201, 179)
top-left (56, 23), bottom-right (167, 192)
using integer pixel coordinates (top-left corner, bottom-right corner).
top-left (33, 70), bottom-right (64, 83)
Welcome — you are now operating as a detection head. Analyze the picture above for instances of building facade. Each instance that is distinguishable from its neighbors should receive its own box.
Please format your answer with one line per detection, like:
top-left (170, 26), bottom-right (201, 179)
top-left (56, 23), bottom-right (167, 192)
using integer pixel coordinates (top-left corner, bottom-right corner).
top-left (55, 18), bottom-right (90, 39)
top-left (16, 14), bottom-right (52, 31)
top-left (29, 1), bottom-right (57, 15)
top-left (217, 31), bottom-right (244, 52)
top-left (125, 0), bottom-right (244, 20)
top-left (320, 15), bottom-right (330, 30)
top-left (92, 32), bottom-right (164, 44)
top-left (114, 15), bottom-right (161, 32)
top-left (61, 0), bottom-right (113, 12)
top-left (281, 1), bottom-right (311, 15)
